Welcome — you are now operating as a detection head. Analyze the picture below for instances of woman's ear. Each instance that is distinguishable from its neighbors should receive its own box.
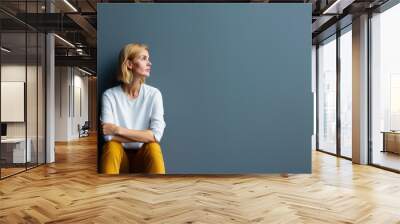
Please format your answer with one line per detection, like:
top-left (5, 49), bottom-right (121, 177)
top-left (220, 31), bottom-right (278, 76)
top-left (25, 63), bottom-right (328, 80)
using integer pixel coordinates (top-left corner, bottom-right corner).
top-left (126, 59), bottom-right (133, 70)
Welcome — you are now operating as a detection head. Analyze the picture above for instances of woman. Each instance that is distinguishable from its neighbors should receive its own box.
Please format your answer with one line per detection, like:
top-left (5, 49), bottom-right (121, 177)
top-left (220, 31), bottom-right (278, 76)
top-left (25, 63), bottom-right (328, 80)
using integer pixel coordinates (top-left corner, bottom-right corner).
top-left (100, 43), bottom-right (166, 174)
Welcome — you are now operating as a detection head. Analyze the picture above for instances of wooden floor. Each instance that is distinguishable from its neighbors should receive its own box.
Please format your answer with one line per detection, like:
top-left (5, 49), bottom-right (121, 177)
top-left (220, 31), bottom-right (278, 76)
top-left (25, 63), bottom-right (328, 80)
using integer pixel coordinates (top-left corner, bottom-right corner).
top-left (1, 135), bottom-right (400, 223)
top-left (1, 163), bottom-right (45, 178)
top-left (1, 167), bottom-right (26, 178)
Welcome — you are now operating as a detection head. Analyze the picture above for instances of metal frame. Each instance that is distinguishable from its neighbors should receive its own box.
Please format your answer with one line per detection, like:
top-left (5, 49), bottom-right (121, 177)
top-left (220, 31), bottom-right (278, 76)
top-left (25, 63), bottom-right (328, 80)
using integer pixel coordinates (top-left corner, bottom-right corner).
top-left (316, 45), bottom-right (319, 151)
top-left (336, 26), bottom-right (341, 157)
top-left (25, 2), bottom-right (28, 172)
top-left (367, 10), bottom-right (373, 166)
top-left (370, 164), bottom-right (400, 174)
top-left (44, 0), bottom-right (47, 165)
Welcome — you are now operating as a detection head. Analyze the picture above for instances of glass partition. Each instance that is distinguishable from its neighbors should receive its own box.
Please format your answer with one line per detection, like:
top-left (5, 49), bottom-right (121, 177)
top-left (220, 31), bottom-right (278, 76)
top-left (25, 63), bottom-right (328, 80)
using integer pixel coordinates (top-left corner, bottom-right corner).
top-left (1, 30), bottom-right (28, 177)
top-left (0, 1), bottom-right (46, 179)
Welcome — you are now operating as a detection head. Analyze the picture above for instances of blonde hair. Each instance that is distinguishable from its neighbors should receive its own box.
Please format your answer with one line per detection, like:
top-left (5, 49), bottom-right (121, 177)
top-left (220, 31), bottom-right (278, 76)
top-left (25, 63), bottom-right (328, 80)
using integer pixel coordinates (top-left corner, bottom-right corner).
top-left (117, 43), bottom-right (149, 84)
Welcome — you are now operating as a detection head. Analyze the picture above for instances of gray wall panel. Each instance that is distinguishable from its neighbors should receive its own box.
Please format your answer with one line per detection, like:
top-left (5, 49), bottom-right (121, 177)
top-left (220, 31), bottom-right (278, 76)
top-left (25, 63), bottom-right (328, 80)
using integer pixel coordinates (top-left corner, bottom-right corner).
top-left (98, 3), bottom-right (312, 173)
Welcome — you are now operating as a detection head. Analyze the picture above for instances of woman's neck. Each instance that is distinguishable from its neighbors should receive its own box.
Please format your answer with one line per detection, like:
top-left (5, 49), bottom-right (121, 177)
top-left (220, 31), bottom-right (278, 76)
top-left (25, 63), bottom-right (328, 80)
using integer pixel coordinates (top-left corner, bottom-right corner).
top-left (123, 77), bottom-right (142, 99)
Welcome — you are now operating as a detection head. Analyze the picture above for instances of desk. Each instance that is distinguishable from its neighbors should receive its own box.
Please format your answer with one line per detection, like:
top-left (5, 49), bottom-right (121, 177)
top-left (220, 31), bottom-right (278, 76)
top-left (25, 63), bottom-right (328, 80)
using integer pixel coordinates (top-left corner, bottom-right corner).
top-left (1, 138), bottom-right (31, 163)
top-left (381, 131), bottom-right (400, 154)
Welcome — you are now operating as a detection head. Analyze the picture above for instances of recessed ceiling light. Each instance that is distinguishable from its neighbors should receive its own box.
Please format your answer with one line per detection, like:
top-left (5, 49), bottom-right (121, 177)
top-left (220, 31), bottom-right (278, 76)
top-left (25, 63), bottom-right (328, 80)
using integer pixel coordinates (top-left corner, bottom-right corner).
top-left (322, 0), bottom-right (354, 15)
top-left (63, 0), bottom-right (78, 12)
top-left (54, 34), bottom-right (75, 48)
top-left (77, 67), bottom-right (92, 76)
top-left (1, 47), bottom-right (11, 53)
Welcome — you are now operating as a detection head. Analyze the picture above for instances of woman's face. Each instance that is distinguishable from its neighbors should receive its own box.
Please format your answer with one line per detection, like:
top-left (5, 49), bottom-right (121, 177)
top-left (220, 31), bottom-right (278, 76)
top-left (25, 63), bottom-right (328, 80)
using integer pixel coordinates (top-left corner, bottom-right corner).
top-left (127, 50), bottom-right (152, 78)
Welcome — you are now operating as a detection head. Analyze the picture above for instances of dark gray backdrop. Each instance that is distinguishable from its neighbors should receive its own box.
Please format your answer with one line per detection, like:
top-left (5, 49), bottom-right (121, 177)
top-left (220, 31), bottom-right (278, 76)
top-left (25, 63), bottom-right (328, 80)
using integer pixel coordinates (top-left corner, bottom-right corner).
top-left (97, 3), bottom-right (312, 173)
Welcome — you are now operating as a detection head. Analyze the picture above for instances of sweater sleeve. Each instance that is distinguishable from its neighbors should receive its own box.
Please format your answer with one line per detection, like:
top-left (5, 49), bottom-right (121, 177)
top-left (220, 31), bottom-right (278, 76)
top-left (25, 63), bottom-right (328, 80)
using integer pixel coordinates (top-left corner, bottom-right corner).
top-left (150, 90), bottom-right (166, 142)
top-left (101, 92), bottom-right (114, 142)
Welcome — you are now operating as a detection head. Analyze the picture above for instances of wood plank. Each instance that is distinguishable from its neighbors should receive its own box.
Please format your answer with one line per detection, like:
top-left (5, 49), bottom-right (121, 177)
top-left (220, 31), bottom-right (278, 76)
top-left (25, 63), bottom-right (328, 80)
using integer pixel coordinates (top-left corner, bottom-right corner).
top-left (0, 134), bottom-right (399, 223)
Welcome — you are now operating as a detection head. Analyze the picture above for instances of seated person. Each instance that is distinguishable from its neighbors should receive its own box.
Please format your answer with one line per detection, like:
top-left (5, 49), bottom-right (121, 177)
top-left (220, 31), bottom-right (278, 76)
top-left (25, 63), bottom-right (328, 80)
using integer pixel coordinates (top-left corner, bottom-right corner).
top-left (100, 43), bottom-right (166, 174)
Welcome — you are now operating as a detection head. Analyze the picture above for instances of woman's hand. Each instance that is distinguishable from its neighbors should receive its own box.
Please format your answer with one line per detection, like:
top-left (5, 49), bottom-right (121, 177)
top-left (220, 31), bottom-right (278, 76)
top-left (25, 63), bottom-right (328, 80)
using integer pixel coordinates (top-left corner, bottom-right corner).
top-left (102, 123), bottom-right (119, 135)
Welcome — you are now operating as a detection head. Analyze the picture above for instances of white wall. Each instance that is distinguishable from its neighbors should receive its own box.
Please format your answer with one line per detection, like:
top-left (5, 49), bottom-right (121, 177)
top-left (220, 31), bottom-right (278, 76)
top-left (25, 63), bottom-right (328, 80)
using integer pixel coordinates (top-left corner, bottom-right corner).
top-left (55, 66), bottom-right (69, 141)
top-left (1, 65), bottom-right (39, 137)
top-left (55, 66), bottom-right (89, 141)
top-left (1, 65), bottom-right (26, 139)
top-left (70, 71), bottom-right (89, 139)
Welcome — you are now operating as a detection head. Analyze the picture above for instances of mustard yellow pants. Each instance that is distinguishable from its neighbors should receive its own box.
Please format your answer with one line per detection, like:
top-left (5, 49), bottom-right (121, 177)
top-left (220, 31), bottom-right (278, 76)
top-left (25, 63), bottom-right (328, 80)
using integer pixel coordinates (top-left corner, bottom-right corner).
top-left (100, 140), bottom-right (166, 174)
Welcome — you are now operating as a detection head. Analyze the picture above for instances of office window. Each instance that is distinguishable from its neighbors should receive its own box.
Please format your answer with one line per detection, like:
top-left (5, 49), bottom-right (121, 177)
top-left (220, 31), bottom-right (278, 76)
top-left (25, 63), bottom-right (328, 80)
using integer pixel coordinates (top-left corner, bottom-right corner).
top-left (340, 27), bottom-right (352, 158)
top-left (318, 35), bottom-right (337, 154)
top-left (371, 3), bottom-right (400, 171)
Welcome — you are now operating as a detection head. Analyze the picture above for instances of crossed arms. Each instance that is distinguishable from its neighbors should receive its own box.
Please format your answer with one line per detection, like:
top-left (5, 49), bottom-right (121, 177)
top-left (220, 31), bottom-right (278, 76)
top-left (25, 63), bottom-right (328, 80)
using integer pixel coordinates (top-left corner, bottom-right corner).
top-left (102, 123), bottom-right (157, 143)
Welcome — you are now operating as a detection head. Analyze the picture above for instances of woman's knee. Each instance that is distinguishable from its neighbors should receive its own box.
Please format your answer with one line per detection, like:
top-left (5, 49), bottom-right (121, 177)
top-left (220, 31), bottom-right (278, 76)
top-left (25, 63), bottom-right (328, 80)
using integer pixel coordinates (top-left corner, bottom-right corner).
top-left (101, 140), bottom-right (127, 174)
top-left (141, 142), bottom-right (165, 174)
top-left (143, 142), bottom-right (162, 154)
top-left (103, 140), bottom-right (124, 156)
